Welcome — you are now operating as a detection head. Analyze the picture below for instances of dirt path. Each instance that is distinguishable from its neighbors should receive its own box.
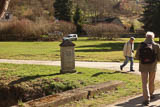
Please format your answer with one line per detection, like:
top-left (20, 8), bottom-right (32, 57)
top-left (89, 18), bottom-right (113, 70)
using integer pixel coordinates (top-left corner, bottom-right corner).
top-left (1, 59), bottom-right (160, 106)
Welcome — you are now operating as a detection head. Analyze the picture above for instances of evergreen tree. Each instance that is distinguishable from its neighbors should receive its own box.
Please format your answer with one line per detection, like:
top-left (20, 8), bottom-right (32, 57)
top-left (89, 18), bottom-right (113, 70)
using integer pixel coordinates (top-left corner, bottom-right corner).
top-left (73, 6), bottom-right (82, 34)
top-left (140, 0), bottom-right (160, 37)
top-left (73, 6), bottom-right (81, 25)
top-left (53, 0), bottom-right (73, 22)
top-left (129, 24), bottom-right (135, 33)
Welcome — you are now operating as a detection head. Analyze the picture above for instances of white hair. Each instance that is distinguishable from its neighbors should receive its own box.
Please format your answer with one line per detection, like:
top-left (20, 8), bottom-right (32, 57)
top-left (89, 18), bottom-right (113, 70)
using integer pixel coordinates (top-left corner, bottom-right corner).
top-left (146, 31), bottom-right (155, 38)
top-left (130, 37), bottom-right (135, 40)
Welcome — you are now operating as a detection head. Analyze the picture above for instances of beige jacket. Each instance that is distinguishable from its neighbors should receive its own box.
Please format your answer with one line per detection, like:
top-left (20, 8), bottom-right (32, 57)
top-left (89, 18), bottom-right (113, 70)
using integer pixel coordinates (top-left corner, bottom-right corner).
top-left (135, 39), bottom-right (160, 72)
top-left (123, 41), bottom-right (134, 57)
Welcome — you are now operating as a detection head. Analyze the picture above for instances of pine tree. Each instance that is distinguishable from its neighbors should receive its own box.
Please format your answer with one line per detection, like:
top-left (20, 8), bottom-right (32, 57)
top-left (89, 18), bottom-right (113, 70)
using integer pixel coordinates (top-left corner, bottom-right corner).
top-left (129, 24), bottom-right (135, 33)
top-left (73, 6), bottom-right (81, 25)
top-left (53, 0), bottom-right (73, 22)
top-left (73, 6), bottom-right (82, 34)
top-left (140, 0), bottom-right (160, 37)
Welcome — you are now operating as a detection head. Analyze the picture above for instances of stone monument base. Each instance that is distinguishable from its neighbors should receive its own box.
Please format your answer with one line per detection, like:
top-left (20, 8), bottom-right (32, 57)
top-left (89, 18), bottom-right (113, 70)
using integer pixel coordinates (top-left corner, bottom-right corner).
top-left (60, 69), bottom-right (76, 74)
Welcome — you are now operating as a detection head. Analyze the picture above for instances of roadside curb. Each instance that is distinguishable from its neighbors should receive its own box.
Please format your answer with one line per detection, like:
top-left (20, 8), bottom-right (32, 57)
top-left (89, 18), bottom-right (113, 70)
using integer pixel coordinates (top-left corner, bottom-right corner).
top-left (12, 81), bottom-right (124, 107)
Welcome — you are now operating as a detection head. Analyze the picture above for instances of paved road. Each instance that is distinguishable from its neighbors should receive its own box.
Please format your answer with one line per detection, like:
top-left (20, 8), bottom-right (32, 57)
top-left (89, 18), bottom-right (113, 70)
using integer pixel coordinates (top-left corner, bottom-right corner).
top-left (0, 59), bottom-right (160, 106)
top-left (0, 59), bottom-right (139, 71)
top-left (1, 59), bottom-right (160, 81)
top-left (107, 89), bottom-right (160, 107)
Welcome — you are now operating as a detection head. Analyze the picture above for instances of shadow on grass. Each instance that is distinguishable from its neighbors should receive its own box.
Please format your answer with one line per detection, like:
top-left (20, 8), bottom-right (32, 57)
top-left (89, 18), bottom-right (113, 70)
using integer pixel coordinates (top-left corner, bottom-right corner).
top-left (92, 71), bottom-right (128, 77)
top-left (75, 43), bottom-right (139, 52)
top-left (9, 73), bottom-right (61, 85)
top-left (114, 93), bottom-right (160, 107)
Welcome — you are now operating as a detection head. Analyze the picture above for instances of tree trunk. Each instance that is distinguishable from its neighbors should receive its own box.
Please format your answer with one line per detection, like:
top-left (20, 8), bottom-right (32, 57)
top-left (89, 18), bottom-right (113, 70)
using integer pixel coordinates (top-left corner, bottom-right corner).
top-left (0, 0), bottom-right (10, 19)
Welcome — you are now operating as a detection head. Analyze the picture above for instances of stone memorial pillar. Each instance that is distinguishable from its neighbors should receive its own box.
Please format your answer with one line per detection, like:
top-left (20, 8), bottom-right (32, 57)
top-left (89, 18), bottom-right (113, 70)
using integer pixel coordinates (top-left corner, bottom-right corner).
top-left (60, 40), bottom-right (76, 73)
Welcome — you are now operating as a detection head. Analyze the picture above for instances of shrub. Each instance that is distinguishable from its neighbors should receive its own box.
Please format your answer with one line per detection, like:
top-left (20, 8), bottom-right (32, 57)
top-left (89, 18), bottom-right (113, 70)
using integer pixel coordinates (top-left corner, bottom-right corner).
top-left (0, 18), bottom-right (76, 41)
top-left (37, 20), bottom-right (76, 41)
top-left (83, 23), bottom-right (125, 40)
top-left (0, 19), bottom-right (40, 41)
top-left (56, 21), bottom-right (76, 36)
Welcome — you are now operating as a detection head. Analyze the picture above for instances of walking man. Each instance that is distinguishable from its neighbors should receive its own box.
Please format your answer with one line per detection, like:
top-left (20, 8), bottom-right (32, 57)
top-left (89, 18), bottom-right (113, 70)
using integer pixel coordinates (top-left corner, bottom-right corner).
top-left (135, 31), bottom-right (160, 106)
top-left (120, 37), bottom-right (135, 72)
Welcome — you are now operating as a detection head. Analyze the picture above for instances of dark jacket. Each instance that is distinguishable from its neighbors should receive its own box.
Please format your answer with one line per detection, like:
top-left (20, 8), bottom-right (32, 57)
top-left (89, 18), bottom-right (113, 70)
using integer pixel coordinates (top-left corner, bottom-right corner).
top-left (135, 38), bottom-right (160, 72)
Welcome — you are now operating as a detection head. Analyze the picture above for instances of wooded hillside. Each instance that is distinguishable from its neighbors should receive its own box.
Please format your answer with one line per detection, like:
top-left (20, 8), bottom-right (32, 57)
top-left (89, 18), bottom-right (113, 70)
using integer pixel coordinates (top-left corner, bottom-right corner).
top-left (8, 0), bottom-right (144, 21)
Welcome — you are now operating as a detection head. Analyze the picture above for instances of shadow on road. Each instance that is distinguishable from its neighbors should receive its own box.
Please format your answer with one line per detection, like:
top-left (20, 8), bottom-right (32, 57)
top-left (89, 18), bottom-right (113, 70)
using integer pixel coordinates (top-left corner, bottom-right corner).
top-left (115, 93), bottom-right (160, 107)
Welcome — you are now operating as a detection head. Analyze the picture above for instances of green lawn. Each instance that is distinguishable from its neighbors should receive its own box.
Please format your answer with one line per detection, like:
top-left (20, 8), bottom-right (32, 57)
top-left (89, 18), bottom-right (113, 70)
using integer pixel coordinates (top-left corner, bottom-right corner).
top-left (0, 63), bottom-right (142, 106)
top-left (0, 38), bottom-right (159, 106)
top-left (0, 37), bottom-right (159, 62)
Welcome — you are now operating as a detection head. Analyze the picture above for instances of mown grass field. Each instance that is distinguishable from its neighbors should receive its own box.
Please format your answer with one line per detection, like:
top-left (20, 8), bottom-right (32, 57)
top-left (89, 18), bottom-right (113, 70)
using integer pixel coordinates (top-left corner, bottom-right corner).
top-left (0, 63), bottom-right (142, 106)
top-left (0, 38), bottom-right (160, 106)
top-left (1, 37), bottom-right (159, 62)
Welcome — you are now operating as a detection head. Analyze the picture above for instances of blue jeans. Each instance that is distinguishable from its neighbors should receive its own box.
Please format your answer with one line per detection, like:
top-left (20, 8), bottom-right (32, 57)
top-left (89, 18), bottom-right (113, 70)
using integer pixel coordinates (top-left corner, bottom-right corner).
top-left (121, 56), bottom-right (134, 70)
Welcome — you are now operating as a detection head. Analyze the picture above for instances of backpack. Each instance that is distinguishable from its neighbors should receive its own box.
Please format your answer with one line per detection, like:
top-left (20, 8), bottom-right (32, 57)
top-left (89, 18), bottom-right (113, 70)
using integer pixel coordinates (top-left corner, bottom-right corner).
top-left (139, 42), bottom-right (156, 64)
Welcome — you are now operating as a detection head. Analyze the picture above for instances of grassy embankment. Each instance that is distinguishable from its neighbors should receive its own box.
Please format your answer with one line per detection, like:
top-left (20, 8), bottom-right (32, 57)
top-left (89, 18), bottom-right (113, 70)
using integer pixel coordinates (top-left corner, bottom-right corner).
top-left (0, 63), bottom-right (142, 106)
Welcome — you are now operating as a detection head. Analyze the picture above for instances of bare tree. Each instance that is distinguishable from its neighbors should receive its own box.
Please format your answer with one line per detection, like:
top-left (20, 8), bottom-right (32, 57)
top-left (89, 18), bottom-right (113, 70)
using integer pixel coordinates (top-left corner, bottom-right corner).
top-left (0, 0), bottom-right (10, 19)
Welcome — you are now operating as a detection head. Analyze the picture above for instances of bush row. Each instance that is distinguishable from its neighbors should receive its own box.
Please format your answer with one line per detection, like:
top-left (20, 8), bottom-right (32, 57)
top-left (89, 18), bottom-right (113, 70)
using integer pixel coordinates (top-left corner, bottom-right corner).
top-left (83, 23), bottom-right (126, 40)
top-left (0, 18), bottom-right (131, 41)
top-left (0, 18), bottom-right (76, 41)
